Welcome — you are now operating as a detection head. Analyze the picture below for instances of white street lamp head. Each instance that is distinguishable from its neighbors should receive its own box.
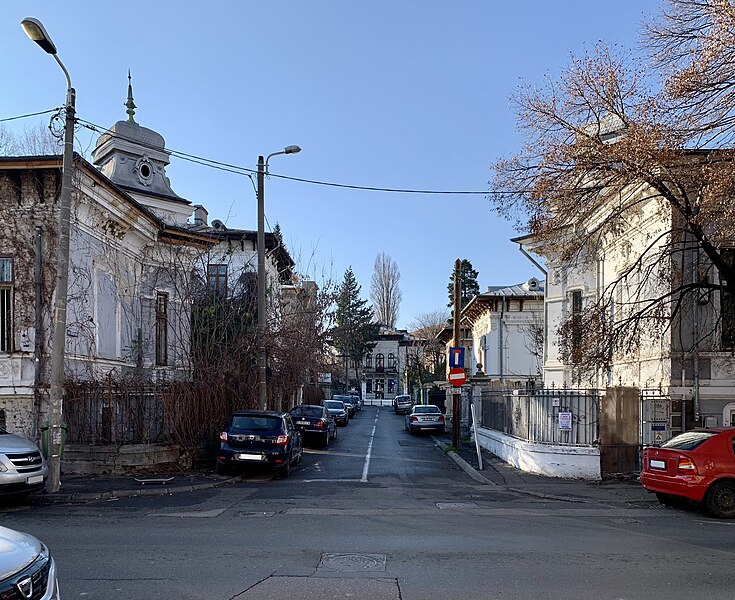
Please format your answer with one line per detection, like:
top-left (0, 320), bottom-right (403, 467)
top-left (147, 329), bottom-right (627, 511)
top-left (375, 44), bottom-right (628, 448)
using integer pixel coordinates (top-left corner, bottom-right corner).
top-left (284, 145), bottom-right (301, 154)
top-left (21, 17), bottom-right (57, 55)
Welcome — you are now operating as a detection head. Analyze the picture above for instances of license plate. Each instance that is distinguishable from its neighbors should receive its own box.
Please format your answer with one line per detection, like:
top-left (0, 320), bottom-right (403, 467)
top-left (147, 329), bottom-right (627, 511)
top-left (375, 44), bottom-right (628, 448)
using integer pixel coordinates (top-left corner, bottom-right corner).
top-left (650, 459), bottom-right (666, 470)
top-left (26, 475), bottom-right (44, 484)
top-left (297, 421), bottom-right (310, 426)
top-left (237, 453), bottom-right (263, 461)
top-left (420, 417), bottom-right (436, 421)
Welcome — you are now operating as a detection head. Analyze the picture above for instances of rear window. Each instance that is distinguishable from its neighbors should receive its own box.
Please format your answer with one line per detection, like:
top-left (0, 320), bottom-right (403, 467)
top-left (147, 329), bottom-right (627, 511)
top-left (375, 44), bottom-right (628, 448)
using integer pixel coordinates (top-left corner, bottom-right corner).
top-left (291, 406), bottom-right (324, 418)
top-left (230, 415), bottom-right (282, 431)
top-left (324, 401), bottom-right (344, 409)
top-left (414, 406), bottom-right (440, 414)
top-left (660, 431), bottom-right (717, 450)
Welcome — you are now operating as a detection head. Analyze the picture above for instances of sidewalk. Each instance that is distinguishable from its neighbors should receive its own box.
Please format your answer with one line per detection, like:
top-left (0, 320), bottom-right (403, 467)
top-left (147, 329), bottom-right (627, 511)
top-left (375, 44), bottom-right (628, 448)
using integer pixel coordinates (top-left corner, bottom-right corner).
top-left (27, 440), bottom-right (656, 507)
top-left (31, 469), bottom-right (238, 504)
top-left (434, 436), bottom-right (658, 508)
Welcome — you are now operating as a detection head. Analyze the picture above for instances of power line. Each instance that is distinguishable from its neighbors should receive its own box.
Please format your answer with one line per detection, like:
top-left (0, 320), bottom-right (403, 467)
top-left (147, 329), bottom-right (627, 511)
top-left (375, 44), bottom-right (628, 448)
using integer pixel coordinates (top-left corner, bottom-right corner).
top-left (77, 117), bottom-right (495, 196)
top-left (0, 108), bottom-right (61, 123)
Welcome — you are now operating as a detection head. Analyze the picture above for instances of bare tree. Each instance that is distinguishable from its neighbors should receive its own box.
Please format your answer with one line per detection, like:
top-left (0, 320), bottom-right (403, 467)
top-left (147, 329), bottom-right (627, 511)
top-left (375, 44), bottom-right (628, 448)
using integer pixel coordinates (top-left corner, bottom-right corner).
top-left (370, 252), bottom-right (402, 328)
top-left (409, 309), bottom-right (450, 380)
top-left (0, 122), bottom-right (61, 156)
top-left (491, 2), bottom-right (735, 377)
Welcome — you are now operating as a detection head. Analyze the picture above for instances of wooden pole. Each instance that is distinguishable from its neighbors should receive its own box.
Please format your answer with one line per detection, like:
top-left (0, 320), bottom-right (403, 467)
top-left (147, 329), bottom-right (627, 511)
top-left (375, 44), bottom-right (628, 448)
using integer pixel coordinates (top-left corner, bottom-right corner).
top-left (452, 258), bottom-right (461, 448)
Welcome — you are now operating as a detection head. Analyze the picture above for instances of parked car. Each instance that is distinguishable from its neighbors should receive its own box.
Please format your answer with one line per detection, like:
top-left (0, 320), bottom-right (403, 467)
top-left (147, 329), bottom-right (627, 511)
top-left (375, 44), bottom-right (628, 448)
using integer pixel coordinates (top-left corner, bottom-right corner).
top-left (0, 427), bottom-right (48, 497)
top-left (216, 410), bottom-right (303, 478)
top-left (335, 396), bottom-right (357, 419)
top-left (640, 427), bottom-right (735, 518)
top-left (405, 405), bottom-right (445, 435)
top-left (289, 404), bottom-right (337, 446)
top-left (0, 525), bottom-right (61, 599)
top-left (346, 390), bottom-right (362, 410)
top-left (393, 395), bottom-right (413, 415)
top-left (323, 400), bottom-right (349, 426)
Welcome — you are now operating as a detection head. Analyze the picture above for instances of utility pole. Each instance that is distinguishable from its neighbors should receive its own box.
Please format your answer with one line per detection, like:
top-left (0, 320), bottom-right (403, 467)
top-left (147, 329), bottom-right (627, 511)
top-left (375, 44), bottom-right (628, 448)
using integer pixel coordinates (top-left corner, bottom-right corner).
top-left (21, 17), bottom-right (75, 493)
top-left (257, 155), bottom-right (267, 410)
top-left (452, 258), bottom-right (461, 448)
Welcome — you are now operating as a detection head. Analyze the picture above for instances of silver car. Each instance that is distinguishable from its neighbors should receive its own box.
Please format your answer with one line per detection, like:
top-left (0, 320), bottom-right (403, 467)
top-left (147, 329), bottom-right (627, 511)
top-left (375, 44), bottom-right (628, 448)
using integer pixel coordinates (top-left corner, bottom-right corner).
top-left (0, 525), bottom-right (60, 599)
top-left (0, 428), bottom-right (48, 496)
top-left (405, 405), bottom-right (445, 434)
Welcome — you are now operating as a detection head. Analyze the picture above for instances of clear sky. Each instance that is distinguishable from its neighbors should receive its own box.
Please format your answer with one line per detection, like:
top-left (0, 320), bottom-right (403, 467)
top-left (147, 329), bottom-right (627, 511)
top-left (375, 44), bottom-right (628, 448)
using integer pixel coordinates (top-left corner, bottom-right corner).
top-left (2, 1), bottom-right (661, 329)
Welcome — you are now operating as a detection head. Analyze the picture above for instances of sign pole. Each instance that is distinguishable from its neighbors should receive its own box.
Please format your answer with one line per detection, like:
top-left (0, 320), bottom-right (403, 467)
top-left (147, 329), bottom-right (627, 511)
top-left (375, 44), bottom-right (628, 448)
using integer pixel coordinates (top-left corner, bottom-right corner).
top-left (452, 258), bottom-right (461, 448)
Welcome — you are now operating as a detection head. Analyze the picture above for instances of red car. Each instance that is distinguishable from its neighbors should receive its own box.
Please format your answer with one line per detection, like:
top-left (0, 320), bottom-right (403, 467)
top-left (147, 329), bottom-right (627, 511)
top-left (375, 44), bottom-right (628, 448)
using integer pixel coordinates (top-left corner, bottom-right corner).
top-left (640, 428), bottom-right (735, 518)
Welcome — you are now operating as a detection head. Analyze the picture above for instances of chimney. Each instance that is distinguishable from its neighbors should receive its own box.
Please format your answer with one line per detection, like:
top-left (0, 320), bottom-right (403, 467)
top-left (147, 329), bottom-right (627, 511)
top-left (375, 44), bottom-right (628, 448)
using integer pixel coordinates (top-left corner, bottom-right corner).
top-left (192, 205), bottom-right (208, 227)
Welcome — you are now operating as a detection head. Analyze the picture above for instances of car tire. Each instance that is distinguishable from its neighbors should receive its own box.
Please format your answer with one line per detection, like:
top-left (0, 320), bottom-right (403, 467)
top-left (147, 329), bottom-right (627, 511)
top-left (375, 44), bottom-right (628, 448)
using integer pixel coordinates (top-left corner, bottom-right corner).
top-left (705, 481), bottom-right (735, 518)
top-left (216, 460), bottom-right (231, 476)
top-left (408, 426), bottom-right (414, 435)
top-left (333, 427), bottom-right (337, 440)
top-left (322, 431), bottom-right (330, 447)
top-left (278, 456), bottom-right (291, 478)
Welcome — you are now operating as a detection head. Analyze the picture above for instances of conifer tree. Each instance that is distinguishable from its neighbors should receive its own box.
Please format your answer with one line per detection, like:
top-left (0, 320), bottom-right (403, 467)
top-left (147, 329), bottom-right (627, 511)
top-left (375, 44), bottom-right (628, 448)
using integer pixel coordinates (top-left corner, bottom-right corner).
top-left (334, 268), bottom-right (379, 363)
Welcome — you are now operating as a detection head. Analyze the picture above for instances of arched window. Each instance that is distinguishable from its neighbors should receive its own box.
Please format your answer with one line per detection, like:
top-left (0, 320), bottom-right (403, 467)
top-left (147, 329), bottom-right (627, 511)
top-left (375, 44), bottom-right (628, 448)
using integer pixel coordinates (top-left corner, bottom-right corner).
top-left (375, 353), bottom-right (385, 372)
top-left (387, 353), bottom-right (396, 370)
top-left (365, 353), bottom-right (373, 368)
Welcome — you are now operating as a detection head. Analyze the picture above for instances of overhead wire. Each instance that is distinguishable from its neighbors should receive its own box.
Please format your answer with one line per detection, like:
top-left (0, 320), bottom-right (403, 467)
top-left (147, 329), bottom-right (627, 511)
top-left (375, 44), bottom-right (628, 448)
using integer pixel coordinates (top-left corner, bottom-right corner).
top-left (0, 108), bottom-right (61, 123)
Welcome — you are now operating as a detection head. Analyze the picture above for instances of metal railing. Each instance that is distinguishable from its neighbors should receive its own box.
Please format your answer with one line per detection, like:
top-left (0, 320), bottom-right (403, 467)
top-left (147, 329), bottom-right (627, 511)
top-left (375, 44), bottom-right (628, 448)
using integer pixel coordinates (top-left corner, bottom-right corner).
top-left (480, 388), bottom-right (601, 446)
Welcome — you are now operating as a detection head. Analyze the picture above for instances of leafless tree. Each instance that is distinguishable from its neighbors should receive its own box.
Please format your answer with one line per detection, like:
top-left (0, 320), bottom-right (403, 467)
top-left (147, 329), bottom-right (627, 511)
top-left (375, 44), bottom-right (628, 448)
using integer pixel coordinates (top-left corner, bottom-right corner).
top-left (491, 1), bottom-right (735, 379)
top-left (409, 309), bottom-right (450, 379)
top-left (0, 122), bottom-right (61, 156)
top-left (370, 252), bottom-right (401, 328)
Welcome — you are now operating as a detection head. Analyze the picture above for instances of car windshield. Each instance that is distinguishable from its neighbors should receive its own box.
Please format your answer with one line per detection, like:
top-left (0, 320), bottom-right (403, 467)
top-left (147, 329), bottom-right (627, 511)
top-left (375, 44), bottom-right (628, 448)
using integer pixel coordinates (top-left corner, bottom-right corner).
top-left (413, 406), bottom-right (440, 414)
top-left (291, 406), bottom-right (324, 418)
top-left (660, 430), bottom-right (717, 450)
top-left (230, 415), bottom-right (282, 431)
top-left (324, 401), bottom-right (345, 410)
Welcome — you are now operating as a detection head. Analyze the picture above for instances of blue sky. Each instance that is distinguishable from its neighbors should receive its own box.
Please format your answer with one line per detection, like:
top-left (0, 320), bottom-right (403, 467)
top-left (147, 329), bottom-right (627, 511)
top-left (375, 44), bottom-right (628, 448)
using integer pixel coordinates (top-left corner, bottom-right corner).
top-left (2, 1), bottom-right (661, 329)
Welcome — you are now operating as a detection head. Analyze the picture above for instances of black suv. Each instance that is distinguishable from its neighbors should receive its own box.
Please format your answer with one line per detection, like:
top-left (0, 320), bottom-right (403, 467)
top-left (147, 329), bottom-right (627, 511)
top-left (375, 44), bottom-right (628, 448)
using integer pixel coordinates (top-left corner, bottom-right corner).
top-left (216, 410), bottom-right (303, 477)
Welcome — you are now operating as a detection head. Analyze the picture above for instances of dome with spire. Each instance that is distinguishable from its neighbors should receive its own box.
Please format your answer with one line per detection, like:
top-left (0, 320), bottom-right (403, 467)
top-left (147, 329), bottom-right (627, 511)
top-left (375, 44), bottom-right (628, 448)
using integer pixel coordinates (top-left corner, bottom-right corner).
top-left (92, 72), bottom-right (190, 223)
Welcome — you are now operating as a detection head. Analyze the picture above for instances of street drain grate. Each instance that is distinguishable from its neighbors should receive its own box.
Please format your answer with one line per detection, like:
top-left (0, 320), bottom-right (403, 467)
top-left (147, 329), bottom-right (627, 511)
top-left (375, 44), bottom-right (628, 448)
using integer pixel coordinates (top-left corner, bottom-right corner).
top-left (318, 553), bottom-right (386, 572)
top-left (436, 502), bottom-right (479, 510)
top-left (398, 440), bottom-right (417, 446)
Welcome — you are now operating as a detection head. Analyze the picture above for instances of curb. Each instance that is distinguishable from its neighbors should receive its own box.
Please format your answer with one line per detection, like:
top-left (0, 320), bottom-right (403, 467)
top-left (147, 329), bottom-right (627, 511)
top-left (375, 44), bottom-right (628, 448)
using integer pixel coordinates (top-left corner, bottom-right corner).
top-left (36, 474), bottom-right (243, 504)
top-left (432, 437), bottom-right (496, 486)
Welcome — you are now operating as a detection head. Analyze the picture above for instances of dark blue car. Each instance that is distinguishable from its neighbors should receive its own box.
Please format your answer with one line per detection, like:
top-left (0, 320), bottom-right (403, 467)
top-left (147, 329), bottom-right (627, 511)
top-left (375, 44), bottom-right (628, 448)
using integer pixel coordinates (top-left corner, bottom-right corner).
top-left (216, 410), bottom-right (303, 477)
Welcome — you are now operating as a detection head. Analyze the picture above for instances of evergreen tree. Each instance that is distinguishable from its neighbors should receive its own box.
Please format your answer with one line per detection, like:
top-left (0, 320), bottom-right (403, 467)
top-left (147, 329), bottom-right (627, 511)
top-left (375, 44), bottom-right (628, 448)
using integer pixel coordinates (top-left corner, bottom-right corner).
top-left (334, 268), bottom-right (379, 363)
top-left (447, 259), bottom-right (479, 311)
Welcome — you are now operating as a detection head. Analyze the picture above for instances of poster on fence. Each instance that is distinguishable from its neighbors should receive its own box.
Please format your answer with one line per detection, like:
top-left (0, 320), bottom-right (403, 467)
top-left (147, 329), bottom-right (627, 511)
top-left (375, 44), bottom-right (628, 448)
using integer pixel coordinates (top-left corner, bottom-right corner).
top-left (558, 412), bottom-right (573, 431)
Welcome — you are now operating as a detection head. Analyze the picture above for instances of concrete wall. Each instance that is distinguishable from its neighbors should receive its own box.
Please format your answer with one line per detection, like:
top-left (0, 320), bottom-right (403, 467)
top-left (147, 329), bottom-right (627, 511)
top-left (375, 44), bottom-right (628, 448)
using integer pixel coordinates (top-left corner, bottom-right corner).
top-left (474, 426), bottom-right (601, 480)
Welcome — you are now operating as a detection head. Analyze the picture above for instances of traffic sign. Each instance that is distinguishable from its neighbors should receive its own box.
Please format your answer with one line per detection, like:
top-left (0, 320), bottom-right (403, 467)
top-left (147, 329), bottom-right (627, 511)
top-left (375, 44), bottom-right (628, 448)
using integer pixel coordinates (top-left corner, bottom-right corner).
top-left (449, 347), bottom-right (465, 368)
top-left (448, 367), bottom-right (466, 387)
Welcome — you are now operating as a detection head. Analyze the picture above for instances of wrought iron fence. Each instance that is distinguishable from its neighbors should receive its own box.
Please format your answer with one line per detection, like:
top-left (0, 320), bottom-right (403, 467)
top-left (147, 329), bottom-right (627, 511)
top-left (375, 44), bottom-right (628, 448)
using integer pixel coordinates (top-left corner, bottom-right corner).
top-left (480, 388), bottom-right (601, 445)
top-left (64, 380), bottom-right (173, 445)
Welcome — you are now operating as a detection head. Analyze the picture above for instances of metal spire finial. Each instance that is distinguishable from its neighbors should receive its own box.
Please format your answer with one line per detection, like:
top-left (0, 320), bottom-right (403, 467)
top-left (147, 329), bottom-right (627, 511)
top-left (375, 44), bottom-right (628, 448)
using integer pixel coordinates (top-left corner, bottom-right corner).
top-left (125, 70), bottom-right (137, 123)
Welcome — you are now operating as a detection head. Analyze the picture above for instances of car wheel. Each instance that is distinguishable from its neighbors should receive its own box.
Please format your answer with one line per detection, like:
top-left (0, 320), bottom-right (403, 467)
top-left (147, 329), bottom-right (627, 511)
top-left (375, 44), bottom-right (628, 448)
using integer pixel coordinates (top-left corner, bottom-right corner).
top-left (278, 456), bottom-right (291, 478)
top-left (295, 447), bottom-right (303, 465)
top-left (408, 426), bottom-right (414, 435)
top-left (322, 431), bottom-right (330, 446)
top-left (216, 460), bottom-right (231, 476)
top-left (705, 481), bottom-right (735, 518)
top-left (333, 427), bottom-right (337, 440)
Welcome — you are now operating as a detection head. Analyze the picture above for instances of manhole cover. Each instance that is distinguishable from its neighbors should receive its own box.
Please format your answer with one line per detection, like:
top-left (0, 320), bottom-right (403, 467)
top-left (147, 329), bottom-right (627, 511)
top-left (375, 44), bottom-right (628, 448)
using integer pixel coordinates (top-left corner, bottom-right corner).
top-left (318, 553), bottom-right (386, 572)
top-left (436, 502), bottom-right (479, 510)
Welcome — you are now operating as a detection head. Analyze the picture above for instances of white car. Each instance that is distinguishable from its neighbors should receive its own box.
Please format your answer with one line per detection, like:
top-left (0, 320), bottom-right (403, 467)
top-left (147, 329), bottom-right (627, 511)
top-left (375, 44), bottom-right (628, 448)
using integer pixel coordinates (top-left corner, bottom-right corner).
top-left (0, 525), bottom-right (61, 599)
top-left (0, 428), bottom-right (48, 496)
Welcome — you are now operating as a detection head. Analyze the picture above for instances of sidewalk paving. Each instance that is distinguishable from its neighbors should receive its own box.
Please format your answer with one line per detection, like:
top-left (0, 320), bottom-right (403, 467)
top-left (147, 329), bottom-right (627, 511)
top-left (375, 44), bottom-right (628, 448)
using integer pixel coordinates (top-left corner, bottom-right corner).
top-left (24, 438), bottom-right (657, 508)
top-left (434, 435), bottom-right (659, 508)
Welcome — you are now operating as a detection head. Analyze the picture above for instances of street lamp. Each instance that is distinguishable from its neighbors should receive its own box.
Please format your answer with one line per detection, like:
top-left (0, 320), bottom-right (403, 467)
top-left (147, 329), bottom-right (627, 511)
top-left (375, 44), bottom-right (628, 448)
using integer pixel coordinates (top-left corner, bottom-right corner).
top-left (256, 145), bottom-right (301, 409)
top-left (21, 17), bottom-right (75, 493)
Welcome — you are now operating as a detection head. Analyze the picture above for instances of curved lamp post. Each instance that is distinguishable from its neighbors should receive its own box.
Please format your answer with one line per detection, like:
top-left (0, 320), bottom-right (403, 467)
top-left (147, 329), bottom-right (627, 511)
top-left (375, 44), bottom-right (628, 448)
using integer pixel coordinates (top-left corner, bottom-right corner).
top-left (256, 145), bottom-right (301, 409)
top-left (21, 17), bottom-right (75, 493)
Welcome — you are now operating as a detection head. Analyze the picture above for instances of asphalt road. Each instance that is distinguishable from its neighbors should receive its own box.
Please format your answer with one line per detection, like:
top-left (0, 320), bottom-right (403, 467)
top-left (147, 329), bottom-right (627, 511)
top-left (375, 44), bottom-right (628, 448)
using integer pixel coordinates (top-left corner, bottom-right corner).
top-left (3, 405), bottom-right (735, 599)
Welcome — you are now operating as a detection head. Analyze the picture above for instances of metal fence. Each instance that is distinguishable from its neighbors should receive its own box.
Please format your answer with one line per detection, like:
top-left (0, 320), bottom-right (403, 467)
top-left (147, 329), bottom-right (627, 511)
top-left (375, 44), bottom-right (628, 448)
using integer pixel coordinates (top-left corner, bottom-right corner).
top-left (65, 381), bottom-right (173, 445)
top-left (480, 388), bottom-right (601, 446)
